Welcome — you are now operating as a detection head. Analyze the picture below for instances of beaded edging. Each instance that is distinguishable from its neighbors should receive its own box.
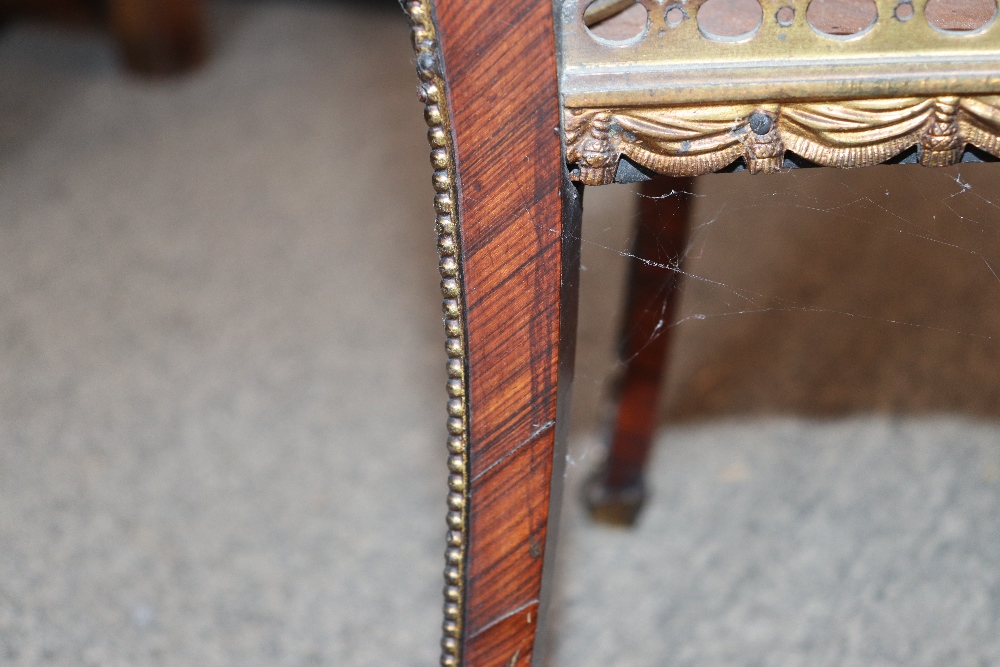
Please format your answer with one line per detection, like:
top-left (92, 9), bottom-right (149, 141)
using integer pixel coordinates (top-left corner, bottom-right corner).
top-left (404, 2), bottom-right (468, 666)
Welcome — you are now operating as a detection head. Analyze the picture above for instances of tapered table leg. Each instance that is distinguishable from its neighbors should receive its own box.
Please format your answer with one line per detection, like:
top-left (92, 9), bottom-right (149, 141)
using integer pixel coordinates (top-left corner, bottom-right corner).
top-left (586, 176), bottom-right (694, 526)
top-left (108, 0), bottom-right (208, 75)
top-left (405, 1), bottom-right (580, 665)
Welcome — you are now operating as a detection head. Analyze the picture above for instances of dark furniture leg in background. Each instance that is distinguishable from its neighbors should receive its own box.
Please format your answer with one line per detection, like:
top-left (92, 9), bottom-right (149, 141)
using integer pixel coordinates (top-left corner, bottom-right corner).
top-left (108, 0), bottom-right (207, 75)
top-left (0, 0), bottom-right (208, 75)
top-left (586, 176), bottom-right (694, 526)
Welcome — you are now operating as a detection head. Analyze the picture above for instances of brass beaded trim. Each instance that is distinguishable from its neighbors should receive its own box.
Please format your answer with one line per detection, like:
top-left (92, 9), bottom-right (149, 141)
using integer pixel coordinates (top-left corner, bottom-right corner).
top-left (404, 2), bottom-right (468, 666)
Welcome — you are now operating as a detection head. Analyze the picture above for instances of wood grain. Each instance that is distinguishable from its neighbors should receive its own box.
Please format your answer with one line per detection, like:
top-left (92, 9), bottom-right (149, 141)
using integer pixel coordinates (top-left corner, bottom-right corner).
top-left (434, 0), bottom-right (579, 664)
top-left (925, 0), bottom-right (997, 31)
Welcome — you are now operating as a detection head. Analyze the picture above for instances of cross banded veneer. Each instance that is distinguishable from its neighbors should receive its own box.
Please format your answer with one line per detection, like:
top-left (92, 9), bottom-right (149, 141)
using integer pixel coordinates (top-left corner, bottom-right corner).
top-left (404, 0), bottom-right (1000, 664)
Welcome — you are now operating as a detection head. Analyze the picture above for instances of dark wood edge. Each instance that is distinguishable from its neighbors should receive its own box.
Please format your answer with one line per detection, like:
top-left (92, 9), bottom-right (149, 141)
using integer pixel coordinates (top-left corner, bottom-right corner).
top-left (433, 0), bottom-right (576, 664)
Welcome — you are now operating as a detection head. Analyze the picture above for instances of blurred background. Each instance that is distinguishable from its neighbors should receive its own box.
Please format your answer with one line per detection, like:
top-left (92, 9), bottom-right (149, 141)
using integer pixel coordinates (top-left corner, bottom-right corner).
top-left (0, 1), bottom-right (999, 665)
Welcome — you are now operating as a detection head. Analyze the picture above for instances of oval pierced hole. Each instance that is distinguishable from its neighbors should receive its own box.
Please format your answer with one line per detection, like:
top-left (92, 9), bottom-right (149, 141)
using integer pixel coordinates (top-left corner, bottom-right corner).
top-left (697, 0), bottom-right (763, 41)
top-left (776, 6), bottom-right (796, 26)
top-left (806, 0), bottom-right (878, 37)
top-left (925, 0), bottom-right (997, 33)
top-left (584, 0), bottom-right (649, 42)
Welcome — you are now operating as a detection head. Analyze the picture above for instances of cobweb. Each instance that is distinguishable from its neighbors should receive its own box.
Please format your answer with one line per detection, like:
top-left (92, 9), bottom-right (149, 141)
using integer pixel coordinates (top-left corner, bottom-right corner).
top-left (571, 162), bottom-right (1000, 429)
top-left (558, 163), bottom-right (1000, 667)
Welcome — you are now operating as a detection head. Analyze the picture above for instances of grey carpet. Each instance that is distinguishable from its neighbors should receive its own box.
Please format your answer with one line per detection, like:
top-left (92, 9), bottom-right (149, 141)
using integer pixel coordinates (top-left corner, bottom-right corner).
top-left (0, 3), bottom-right (998, 666)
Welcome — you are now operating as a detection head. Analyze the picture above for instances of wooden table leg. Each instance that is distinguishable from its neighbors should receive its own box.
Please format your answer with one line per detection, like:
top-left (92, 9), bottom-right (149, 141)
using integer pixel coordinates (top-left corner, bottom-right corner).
top-left (586, 176), bottom-right (694, 526)
top-left (108, 0), bottom-right (208, 75)
top-left (406, 1), bottom-right (579, 665)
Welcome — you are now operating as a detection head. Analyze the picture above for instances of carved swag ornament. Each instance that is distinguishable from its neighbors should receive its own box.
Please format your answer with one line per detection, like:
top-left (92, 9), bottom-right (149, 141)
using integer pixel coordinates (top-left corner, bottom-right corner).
top-left (566, 96), bottom-right (1000, 184)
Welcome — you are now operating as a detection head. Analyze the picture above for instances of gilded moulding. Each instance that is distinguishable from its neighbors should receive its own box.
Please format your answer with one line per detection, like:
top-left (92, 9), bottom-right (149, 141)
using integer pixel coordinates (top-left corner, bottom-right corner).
top-left (561, 0), bottom-right (1000, 108)
top-left (404, 2), bottom-right (469, 666)
top-left (565, 96), bottom-right (1000, 184)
